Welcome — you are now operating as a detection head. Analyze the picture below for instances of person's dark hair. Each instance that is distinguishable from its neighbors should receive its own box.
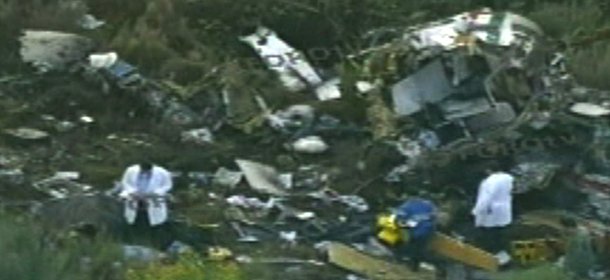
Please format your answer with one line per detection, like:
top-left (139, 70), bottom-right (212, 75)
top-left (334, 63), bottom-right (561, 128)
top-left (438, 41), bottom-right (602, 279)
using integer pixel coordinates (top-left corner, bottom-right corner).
top-left (139, 161), bottom-right (153, 172)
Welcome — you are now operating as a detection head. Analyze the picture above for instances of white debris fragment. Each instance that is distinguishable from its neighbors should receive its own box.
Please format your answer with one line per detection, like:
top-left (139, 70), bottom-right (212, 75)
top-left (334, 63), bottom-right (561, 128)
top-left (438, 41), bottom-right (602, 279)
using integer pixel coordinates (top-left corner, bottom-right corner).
top-left (279, 231), bottom-right (297, 243)
top-left (89, 52), bottom-right (118, 69)
top-left (240, 27), bottom-right (322, 91)
top-left (4, 127), bottom-right (49, 140)
top-left (78, 14), bottom-right (106, 30)
top-left (236, 159), bottom-right (289, 196)
top-left (570, 103), bottom-right (610, 117)
top-left (292, 136), bottom-right (329, 154)
top-left (268, 104), bottom-right (316, 130)
top-left (239, 26), bottom-right (341, 100)
top-left (296, 212), bottom-right (316, 220)
top-left (338, 195), bottom-right (369, 212)
top-left (356, 81), bottom-right (376, 93)
top-left (20, 30), bottom-right (94, 72)
top-left (80, 115), bottom-right (95, 123)
top-left (226, 195), bottom-right (277, 210)
top-left (212, 167), bottom-right (243, 188)
top-left (279, 173), bottom-right (293, 189)
top-left (181, 128), bottom-right (214, 145)
top-left (315, 77), bottom-right (342, 101)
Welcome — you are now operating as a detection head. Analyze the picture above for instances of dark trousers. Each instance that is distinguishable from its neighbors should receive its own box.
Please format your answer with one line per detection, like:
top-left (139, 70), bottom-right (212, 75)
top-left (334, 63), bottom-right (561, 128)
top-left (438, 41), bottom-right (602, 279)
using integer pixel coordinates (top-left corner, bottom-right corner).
top-left (122, 203), bottom-right (172, 250)
top-left (477, 226), bottom-right (509, 254)
top-left (397, 235), bottom-right (433, 271)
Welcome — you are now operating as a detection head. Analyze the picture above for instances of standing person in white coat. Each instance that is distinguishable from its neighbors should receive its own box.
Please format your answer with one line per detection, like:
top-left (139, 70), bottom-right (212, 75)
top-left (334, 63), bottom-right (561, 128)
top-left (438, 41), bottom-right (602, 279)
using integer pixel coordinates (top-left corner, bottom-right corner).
top-left (120, 162), bottom-right (173, 227)
top-left (472, 161), bottom-right (514, 262)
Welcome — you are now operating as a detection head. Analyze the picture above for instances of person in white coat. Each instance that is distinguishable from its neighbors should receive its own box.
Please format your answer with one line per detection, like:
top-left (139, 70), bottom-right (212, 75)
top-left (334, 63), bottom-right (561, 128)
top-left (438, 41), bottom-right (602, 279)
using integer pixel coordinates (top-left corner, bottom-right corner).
top-left (119, 162), bottom-right (173, 227)
top-left (472, 161), bottom-right (514, 260)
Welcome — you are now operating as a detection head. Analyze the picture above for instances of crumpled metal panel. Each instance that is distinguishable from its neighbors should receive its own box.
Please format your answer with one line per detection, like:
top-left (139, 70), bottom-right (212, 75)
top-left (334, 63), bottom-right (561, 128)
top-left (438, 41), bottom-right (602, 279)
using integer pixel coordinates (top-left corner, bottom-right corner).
top-left (391, 59), bottom-right (453, 116)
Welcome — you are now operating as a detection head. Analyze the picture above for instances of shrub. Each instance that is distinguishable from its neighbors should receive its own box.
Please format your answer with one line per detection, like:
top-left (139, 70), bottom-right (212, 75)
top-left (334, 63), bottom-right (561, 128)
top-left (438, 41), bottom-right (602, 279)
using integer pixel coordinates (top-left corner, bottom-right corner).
top-left (495, 264), bottom-right (572, 280)
top-left (0, 215), bottom-right (122, 280)
top-left (125, 252), bottom-right (244, 280)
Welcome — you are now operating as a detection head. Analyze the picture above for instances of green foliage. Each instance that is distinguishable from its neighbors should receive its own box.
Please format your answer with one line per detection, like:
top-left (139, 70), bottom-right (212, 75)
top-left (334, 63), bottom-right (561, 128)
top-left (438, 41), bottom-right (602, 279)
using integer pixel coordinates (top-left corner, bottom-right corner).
top-left (495, 264), bottom-right (572, 280)
top-left (0, 215), bottom-right (122, 280)
top-left (526, 0), bottom-right (610, 90)
top-left (567, 41), bottom-right (610, 90)
top-left (564, 227), bottom-right (598, 277)
top-left (125, 253), bottom-right (244, 280)
top-left (527, 0), bottom-right (606, 40)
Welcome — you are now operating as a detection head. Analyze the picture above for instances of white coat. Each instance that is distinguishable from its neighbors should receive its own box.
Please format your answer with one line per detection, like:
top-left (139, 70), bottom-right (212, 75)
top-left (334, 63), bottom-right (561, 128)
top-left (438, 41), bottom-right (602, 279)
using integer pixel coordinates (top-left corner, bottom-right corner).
top-left (119, 165), bottom-right (173, 226)
top-left (472, 172), bottom-right (514, 228)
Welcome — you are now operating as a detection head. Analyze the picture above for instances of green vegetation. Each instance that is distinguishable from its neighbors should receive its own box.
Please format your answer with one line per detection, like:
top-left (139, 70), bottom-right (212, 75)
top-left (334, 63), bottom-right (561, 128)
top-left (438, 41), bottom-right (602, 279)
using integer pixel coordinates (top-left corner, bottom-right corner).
top-left (0, 214), bottom-right (122, 280)
top-left (125, 253), bottom-right (244, 280)
top-left (496, 264), bottom-right (572, 280)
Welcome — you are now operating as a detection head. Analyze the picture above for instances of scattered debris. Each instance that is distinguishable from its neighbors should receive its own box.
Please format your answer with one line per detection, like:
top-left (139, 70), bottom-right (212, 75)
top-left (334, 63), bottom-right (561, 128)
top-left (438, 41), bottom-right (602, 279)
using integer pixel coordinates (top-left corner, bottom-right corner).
top-left (570, 103), bottom-right (610, 117)
top-left (279, 231), bottom-right (297, 243)
top-left (240, 27), bottom-right (341, 101)
top-left (33, 172), bottom-right (92, 199)
top-left (0, 169), bottom-right (25, 185)
top-left (166, 241), bottom-right (194, 256)
top-left (226, 195), bottom-right (276, 210)
top-left (512, 161), bottom-right (562, 194)
top-left (181, 128), bottom-right (214, 145)
top-left (212, 167), bottom-right (243, 188)
top-left (19, 30), bottom-right (94, 72)
top-left (231, 221), bottom-right (260, 243)
top-left (4, 128), bottom-right (49, 141)
top-left (89, 52), bottom-right (118, 69)
top-left (78, 14), bottom-right (106, 30)
top-left (122, 245), bottom-right (166, 262)
top-left (236, 159), bottom-right (290, 196)
top-left (291, 136), bottom-right (329, 154)
top-left (208, 247), bottom-right (233, 261)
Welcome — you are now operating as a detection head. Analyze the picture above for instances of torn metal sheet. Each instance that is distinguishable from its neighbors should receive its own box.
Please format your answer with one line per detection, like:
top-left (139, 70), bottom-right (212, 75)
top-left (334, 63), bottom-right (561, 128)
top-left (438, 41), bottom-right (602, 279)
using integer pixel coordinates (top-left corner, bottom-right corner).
top-left (236, 159), bottom-right (289, 196)
top-left (439, 98), bottom-right (492, 120)
top-left (391, 59), bottom-right (453, 116)
top-left (240, 27), bottom-right (340, 100)
top-left (463, 102), bottom-right (516, 132)
top-left (327, 242), bottom-right (435, 280)
top-left (212, 167), bottom-right (243, 188)
top-left (19, 30), bottom-right (94, 72)
top-left (570, 103), bottom-right (610, 117)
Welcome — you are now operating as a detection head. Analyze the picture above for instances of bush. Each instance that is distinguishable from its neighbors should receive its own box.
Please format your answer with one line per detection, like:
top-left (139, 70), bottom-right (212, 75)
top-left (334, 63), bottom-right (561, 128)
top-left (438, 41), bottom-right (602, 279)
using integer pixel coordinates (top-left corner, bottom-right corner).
top-left (0, 215), bottom-right (122, 280)
top-left (125, 253), bottom-right (244, 280)
top-left (495, 264), bottom-right (572, 280)
top-left (567, 41), bottom-right (610, 90)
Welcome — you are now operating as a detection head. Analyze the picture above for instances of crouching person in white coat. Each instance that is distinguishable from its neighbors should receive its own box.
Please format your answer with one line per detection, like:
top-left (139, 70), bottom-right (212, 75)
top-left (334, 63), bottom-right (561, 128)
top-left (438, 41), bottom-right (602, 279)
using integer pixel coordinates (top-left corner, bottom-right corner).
top-left (120, 162), bottom-right (173, 227)
top-left (472, 161), bottom-right (514, 265)
top-left (119, 161), bottom-right (174, 248)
